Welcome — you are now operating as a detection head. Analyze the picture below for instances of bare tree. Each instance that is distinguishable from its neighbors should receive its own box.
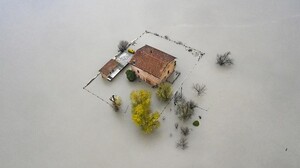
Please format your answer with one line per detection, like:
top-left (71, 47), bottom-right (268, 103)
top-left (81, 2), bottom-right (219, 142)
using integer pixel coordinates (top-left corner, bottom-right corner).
top-left (174, 90), bottom-right (185, 105)
top-left (193, 83), bottom-right (206, 96)
top-left (118, 40), bottom-right (129, 52)
top-left (187, 100), bottom-right (198, 110)
top-left (216, 51), bottom-right (233, 66)
top-left (176, 100), bottom-right (197, 121)
top-left (177, 137), bottom-right (188, 150)
top-left (180, 127), bottom-right (190, 136)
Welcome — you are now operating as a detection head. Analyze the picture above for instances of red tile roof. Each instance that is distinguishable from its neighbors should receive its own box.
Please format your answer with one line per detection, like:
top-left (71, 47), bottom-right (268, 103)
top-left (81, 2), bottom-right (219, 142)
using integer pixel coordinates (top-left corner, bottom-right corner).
top-left (130, 45), bottom-right (176, 78)
top-left (99, 59), bottom-right (119, 76)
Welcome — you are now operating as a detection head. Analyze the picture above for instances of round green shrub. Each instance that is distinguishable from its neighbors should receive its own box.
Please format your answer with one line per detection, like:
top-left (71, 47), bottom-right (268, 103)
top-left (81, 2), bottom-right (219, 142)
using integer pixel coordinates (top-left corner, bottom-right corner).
top-left (156, 82), bottom-right (173, 102)
top-left (126, 70), bottom-right (137, 82)
top-left (193, 120), bottom-right (200, 127)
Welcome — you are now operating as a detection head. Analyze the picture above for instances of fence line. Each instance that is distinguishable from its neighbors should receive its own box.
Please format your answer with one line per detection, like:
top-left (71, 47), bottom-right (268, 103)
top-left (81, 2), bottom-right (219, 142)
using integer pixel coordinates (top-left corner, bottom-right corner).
top-left (84, 87), bottom-right (112, 107)
top-left (83, 30), bottom-right (206, 114)
top-left (83, 72), bottom-right (101, 89)
top-left (160, 55), bottom-right (207, 115)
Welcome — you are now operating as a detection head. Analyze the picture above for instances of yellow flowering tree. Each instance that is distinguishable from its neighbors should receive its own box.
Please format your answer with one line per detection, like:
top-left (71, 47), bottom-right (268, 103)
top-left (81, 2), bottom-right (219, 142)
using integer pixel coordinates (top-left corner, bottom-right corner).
top-left (130, 90), bottom-right (160, 133)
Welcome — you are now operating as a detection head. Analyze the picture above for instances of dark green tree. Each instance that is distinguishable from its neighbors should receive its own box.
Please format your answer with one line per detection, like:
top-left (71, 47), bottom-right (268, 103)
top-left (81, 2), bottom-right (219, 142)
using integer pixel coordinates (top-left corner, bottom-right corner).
top-left (126, 70), bottom-right (137, 82)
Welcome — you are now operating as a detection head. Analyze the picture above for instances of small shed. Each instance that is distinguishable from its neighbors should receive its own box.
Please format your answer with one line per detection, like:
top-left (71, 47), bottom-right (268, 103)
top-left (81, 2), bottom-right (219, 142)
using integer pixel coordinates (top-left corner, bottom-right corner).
top-left (99, 59), bottom-right (120, 81)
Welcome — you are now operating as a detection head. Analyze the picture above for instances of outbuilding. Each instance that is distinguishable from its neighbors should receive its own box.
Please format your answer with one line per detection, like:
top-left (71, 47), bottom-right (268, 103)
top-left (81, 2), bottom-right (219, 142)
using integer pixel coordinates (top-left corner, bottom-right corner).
top-left (99, 59), bottom-right (120, 81)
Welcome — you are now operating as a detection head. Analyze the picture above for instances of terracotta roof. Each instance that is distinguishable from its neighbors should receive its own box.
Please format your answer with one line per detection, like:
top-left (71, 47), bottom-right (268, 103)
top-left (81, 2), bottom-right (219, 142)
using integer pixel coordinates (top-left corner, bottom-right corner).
top-left (129, 45), bottom-right (176, 78)
top-left (99, 59), bottom-right (119, 76)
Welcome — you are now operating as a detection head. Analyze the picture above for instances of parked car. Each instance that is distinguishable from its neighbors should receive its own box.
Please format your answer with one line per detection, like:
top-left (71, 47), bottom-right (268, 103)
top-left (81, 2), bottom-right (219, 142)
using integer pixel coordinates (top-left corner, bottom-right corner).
top-left (128, 48), bottom-right (135, 54)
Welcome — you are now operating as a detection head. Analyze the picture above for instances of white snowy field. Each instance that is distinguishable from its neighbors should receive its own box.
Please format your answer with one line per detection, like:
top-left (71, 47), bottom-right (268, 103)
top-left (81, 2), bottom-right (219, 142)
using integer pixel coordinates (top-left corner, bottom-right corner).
top-left (1, 0), bottom-right (300, 168)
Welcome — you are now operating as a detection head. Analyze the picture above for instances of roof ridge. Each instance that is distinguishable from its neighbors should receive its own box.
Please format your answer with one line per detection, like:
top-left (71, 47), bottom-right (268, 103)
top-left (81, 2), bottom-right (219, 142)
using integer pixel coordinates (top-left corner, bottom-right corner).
top-left (131, 45), bottom-right (176, 78)
top-left (142, 46), bottom-right (175, 62)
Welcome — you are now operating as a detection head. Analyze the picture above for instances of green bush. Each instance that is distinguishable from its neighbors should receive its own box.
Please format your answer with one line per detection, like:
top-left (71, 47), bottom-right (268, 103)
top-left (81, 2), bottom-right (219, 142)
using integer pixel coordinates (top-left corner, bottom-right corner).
top-left (156, 82), bottom-right (173, 101)
top-left (126, 70), bottom-right (137, 82)
top-left (193, 120), bottom-right (199, 127)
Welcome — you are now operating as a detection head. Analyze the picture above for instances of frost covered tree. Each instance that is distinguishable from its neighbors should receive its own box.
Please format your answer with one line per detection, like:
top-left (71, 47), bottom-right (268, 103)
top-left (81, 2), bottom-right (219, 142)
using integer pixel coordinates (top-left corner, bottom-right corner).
top-left (216, 51), bottom-right (233, 66)
top-left (130, 90), bottom-right (160, 134)
top-left (156, 82), bottom-right (173, 102)
top-left (118, 40), bottom-right (129, 52)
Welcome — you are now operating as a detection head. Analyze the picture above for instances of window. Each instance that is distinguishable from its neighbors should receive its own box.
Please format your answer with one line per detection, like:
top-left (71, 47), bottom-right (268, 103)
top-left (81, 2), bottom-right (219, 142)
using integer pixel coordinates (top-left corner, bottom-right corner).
top-left (168, 70), bottom-right (170, 74)
top-left (137, 70), bottom-right (139, 73)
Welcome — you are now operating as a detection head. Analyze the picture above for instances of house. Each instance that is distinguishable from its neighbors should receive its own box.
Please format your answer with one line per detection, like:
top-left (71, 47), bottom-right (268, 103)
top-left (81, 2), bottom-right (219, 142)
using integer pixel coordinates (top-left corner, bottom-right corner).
top-left (99, 59), bottom-right (121, 81)
top-left (99, 51), bottom-right (134, 81)
top-left (129, 45), bottom-right (176, 86)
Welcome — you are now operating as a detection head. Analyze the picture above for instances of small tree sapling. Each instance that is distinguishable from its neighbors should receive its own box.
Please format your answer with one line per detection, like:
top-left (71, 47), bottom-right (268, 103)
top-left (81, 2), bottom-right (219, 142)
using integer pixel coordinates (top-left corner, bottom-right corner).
top-left (174, 91), bottom-right (184, 105)
top-left (180, 127), bottom-right (190, 136)
top-left (193, 83), bottom-right (206, 96)
top-left (216, 51), bottom-right (233, 66)
top-left (177, 137), bottom-right (188, 150)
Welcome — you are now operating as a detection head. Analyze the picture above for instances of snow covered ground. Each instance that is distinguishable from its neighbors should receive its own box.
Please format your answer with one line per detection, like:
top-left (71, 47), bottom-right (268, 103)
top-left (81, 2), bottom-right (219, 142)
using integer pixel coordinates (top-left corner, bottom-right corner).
top-left (1, 0), bottom-right (300, 167)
